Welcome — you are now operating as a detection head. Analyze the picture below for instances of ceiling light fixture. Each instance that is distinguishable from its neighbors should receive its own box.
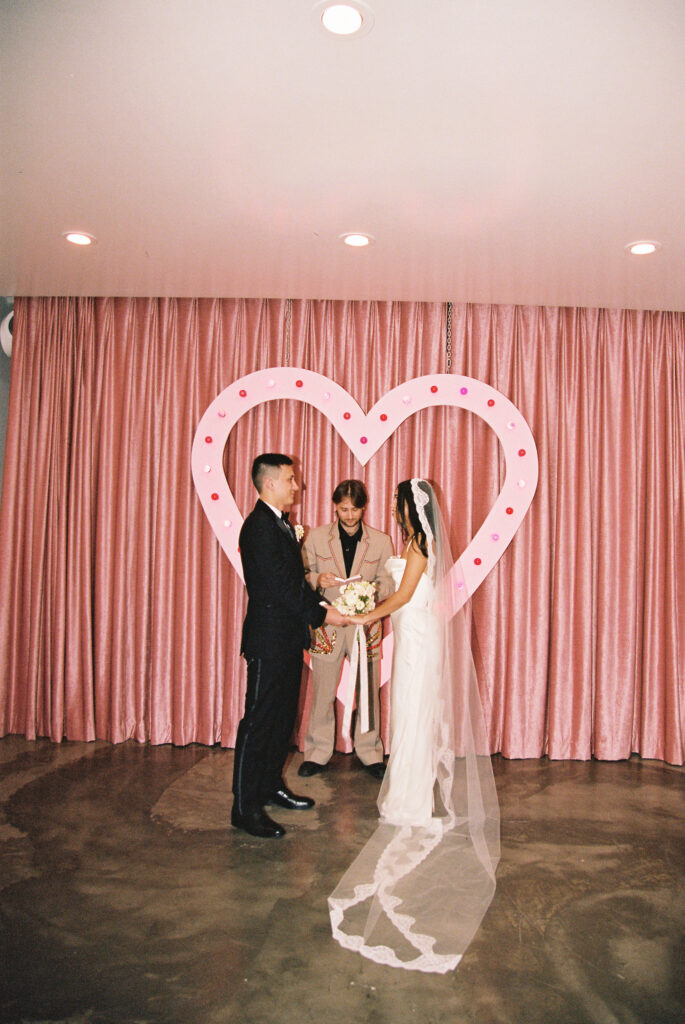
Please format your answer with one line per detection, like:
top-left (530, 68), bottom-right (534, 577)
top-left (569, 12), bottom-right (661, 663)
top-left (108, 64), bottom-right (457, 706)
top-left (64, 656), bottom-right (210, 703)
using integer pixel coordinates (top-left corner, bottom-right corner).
top-left (340, 232), bottom-right (375, 247)
top-left (313, 2), bottom-right (375, 39)
top-left (625, 240), bottom-right (661, 256)
top-left (63, 231), bottom-right (96, 246)
top-left (323, 4), bottom-right (361, 34)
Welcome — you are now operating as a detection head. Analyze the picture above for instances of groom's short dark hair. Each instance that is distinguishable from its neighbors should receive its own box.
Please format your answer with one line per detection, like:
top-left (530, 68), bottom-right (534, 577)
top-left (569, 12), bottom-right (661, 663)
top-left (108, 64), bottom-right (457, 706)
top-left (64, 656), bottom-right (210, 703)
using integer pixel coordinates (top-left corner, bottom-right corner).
top-left (252, 453), bottom-right (293, 492)
top-left (332, 479), bottom-right (368, 508)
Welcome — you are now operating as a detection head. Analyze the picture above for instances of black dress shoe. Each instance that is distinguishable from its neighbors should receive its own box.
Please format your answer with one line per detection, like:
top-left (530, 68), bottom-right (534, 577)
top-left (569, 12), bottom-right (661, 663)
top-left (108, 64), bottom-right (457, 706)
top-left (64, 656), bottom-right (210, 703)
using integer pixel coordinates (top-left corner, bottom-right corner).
top-left (231, 806), bottom-right (285, 838)
top-left (298, 760), bottom-right (326, 777)
top-left (266, 787), bottom-right (315, 810)
top-left (364, 762), bottom-right (386, 780)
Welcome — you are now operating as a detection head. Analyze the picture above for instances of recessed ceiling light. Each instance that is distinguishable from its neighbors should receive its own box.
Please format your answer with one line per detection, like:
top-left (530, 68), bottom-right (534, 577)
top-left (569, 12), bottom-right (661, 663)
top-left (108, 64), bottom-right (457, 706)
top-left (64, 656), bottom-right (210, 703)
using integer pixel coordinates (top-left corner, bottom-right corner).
top-left (323, 4), bottom-right (361, 33)
top-left (625, 240), bottom-right (661, 256)
top-left (313, 2), bottom-right (375, 38)
top-left (63, 231), bottom-right (96, 246)
top-left (340, 232), bottom-right (375, 247)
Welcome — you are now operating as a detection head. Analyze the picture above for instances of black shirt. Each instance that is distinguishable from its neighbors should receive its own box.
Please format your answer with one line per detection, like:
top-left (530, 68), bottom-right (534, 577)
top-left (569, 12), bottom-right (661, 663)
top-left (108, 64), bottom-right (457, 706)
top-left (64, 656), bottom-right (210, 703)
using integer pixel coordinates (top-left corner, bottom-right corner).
top-left (338, 520), bottom-right (363, 578)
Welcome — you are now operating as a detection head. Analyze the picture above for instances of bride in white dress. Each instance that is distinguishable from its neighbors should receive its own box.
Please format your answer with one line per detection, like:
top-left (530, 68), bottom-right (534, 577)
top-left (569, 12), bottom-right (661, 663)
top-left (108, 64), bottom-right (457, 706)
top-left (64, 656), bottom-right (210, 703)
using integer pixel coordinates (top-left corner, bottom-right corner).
top-left (328, 479), bottom-right (500, 973)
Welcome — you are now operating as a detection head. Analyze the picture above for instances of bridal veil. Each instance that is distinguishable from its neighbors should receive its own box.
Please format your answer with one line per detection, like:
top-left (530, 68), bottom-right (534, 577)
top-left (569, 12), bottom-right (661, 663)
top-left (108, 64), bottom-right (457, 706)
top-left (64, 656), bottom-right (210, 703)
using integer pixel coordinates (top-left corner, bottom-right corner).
top-left (328, 479), bottom-right (500, 973)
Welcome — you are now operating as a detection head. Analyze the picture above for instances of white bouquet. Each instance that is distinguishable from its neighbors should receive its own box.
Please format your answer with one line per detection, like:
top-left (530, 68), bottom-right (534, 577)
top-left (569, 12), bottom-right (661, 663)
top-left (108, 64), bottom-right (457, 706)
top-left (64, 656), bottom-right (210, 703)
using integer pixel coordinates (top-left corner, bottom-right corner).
top-left (333, 579), bottom-right (376, 616)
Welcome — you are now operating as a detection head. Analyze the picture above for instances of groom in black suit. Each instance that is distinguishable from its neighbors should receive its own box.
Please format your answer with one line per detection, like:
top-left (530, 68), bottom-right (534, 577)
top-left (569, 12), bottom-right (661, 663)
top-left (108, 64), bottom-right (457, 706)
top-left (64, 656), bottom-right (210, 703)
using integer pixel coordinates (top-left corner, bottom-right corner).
top-left (231, 453), bottom-right (347, 838)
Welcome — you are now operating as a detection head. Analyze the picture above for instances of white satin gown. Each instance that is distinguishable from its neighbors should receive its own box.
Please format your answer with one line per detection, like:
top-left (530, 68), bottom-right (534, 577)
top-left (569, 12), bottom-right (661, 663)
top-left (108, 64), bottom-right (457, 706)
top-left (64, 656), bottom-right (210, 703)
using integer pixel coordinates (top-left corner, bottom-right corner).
top-left (378, 556), bottom-right (441, 827)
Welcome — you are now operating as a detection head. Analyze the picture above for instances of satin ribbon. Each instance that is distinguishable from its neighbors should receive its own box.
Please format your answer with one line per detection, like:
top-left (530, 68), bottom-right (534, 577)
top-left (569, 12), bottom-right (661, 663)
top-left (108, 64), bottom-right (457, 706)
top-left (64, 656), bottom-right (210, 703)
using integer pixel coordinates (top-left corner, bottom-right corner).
top-left (341, 625), bottom-right (370, 741)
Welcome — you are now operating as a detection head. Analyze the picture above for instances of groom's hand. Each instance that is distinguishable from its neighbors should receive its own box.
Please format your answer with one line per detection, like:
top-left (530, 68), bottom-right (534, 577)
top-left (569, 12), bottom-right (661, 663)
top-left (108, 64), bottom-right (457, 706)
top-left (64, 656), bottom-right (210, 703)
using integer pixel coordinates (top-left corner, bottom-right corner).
top-left (322, 605), bottom-right (347, 626)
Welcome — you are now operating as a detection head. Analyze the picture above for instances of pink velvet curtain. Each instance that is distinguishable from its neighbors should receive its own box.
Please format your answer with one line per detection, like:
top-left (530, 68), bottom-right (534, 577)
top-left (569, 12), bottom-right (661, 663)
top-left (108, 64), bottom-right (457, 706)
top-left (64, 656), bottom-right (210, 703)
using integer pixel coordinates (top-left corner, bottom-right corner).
top-left (0, 297), bottom-right (682, 763)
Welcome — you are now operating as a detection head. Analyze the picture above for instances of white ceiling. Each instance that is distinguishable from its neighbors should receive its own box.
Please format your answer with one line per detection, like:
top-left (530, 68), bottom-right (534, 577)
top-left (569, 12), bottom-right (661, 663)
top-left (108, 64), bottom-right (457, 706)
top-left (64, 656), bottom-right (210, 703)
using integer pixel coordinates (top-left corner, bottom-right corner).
top-left (2, 0), bottom-right (684, 311)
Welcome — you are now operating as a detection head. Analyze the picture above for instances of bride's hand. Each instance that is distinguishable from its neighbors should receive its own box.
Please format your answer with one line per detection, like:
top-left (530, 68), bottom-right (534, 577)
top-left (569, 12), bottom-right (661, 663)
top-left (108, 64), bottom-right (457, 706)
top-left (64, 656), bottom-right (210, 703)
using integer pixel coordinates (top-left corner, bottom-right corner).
top-left (351, 612), bottom-right (374, 626)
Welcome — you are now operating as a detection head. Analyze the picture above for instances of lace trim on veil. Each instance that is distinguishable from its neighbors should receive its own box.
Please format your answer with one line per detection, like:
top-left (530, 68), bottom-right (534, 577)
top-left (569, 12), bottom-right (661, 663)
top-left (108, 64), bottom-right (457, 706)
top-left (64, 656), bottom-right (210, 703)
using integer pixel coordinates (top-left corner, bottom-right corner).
top-left (328, 822), bottom-right (462, 974)
top-left (410, 477), bottom-right (436, 581)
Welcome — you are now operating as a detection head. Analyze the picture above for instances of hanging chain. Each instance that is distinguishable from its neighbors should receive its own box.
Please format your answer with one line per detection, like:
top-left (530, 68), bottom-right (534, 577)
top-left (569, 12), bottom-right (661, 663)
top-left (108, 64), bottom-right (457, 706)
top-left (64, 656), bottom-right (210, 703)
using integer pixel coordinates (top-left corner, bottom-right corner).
top-left (445, 301), bottom-right (453, 372)
top-left (285, 298), bottom-right (292, 366)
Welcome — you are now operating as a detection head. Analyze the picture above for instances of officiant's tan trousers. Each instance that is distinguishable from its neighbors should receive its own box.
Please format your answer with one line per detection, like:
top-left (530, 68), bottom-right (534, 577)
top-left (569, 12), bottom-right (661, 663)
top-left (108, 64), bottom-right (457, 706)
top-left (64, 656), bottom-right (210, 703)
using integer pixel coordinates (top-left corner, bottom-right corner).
top-left (305, 621), bottom-right (384, 766)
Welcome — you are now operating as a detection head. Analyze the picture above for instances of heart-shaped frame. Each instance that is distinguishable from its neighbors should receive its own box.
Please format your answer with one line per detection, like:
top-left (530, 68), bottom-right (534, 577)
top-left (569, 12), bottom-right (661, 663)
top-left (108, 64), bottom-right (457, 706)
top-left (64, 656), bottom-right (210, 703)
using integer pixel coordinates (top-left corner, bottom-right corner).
top-left (191, 368), bottom-right (538, 618)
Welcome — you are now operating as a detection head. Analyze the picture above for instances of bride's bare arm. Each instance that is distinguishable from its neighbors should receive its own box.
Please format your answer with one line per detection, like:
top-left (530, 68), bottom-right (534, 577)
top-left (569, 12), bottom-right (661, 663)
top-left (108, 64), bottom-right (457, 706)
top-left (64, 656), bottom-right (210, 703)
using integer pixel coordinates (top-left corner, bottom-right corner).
top-left (351, 542), bottom-right (427, 625)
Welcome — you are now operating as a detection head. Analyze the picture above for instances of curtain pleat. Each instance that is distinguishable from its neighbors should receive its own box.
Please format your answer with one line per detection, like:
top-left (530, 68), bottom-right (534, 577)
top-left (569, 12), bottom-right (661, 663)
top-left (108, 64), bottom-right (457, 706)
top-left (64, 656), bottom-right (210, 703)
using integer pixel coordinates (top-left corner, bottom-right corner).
top-left (0, 297), bottom-right (682, 763)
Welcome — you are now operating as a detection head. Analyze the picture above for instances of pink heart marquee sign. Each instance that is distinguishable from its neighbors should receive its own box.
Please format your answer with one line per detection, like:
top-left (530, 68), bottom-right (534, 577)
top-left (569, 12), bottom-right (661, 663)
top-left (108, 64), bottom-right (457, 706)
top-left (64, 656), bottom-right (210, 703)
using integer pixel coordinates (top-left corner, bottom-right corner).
top-left (191, 367), bottom-right (538, 619)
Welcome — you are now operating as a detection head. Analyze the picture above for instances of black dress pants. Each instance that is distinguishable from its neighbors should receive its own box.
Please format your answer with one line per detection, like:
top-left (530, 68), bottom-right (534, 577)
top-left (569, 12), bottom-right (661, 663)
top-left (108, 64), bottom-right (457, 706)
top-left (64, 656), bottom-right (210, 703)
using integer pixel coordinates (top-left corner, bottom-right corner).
top-left (232, 648), bottom-right (304, 814)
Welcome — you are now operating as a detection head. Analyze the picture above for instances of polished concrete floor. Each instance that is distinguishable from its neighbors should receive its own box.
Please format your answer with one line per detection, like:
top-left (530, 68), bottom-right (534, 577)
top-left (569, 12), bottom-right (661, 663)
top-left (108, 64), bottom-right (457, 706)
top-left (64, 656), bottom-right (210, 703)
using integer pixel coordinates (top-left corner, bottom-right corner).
top-left (0, 736), bottom-right (682, 1024)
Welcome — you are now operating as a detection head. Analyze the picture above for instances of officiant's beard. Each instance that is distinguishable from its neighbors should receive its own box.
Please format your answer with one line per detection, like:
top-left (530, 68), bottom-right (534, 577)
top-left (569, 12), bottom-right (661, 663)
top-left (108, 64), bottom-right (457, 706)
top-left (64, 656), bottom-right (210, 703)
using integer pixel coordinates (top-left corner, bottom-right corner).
top-left (335, 501), bottom-right (365, 535)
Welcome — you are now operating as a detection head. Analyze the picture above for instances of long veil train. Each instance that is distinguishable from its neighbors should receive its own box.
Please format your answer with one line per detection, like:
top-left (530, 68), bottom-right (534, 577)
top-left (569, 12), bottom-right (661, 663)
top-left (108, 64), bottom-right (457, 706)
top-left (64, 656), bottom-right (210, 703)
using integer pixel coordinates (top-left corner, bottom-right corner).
top-left (328, 480), bottom-right (500, 973)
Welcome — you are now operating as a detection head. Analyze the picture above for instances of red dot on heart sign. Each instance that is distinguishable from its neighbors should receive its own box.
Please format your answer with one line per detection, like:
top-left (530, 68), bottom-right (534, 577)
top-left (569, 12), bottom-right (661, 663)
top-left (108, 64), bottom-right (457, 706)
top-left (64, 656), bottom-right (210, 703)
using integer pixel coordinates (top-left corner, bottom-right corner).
top-left (343, 412), bottom-right (351, 420)
top-left (431, 385), bottom-right (438, 393)
top-left (474, 557), bottom-right (482, 565)
top-left (518, 449), bottom-right (526, 456)
top-left (506, 507), bottom-right (514, 515)
top-left (296, 380), bottom-right (303, 388)
top-left (211, 493), bottom-right (219, 501)
top-left (380, 413), bottom-right (387, 421)
top-left (205, 436), bottom-right (213, 443)
top-left (488, 399), bottom-right (495, 407)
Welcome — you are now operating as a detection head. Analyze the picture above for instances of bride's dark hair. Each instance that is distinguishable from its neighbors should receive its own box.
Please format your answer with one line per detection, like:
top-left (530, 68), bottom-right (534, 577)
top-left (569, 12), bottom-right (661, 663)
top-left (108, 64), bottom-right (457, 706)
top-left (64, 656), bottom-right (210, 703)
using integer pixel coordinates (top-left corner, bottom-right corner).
top-left (395, 479), bottom-right (434, 559)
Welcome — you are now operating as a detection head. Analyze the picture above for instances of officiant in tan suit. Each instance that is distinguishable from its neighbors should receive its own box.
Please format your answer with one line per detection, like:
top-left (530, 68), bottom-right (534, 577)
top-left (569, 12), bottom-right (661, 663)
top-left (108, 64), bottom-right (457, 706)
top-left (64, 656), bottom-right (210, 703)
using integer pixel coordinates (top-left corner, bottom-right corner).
top-left (299, 480), bottom-right (394, 779)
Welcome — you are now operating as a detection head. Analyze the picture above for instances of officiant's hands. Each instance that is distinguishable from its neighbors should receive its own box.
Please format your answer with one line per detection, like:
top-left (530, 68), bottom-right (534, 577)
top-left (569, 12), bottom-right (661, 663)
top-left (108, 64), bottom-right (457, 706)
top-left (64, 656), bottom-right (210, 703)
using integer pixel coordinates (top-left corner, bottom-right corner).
top-left (318, 572), bottom-right (338, 589)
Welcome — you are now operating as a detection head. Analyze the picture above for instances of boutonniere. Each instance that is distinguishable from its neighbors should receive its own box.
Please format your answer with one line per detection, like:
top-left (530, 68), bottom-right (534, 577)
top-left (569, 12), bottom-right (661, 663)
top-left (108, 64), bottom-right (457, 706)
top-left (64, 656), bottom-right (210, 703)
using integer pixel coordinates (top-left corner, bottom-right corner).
top-left (294, 524), bottom-right (304, 543)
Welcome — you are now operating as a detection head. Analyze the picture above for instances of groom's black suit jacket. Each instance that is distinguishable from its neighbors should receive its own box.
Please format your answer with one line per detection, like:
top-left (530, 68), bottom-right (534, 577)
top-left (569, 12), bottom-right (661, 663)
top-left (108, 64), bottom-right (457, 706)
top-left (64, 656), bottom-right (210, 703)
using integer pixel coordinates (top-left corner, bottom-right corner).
top-left (240, 499), bottom-right (326, 659)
